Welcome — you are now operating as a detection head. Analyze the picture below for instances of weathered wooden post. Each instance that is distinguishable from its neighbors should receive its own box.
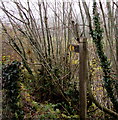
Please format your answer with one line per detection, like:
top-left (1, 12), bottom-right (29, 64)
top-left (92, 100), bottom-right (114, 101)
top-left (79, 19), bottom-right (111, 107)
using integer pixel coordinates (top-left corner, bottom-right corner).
top-left (79, 37), bottom-right (88, 120)
top-left (69, 37), bottom-right (88, 119)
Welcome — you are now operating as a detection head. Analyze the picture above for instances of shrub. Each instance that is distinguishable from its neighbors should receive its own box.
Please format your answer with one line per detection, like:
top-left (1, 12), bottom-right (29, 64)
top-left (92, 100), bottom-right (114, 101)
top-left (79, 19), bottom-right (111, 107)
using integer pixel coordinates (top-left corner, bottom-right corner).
top-left (2, 61), bottom-right (24, 119)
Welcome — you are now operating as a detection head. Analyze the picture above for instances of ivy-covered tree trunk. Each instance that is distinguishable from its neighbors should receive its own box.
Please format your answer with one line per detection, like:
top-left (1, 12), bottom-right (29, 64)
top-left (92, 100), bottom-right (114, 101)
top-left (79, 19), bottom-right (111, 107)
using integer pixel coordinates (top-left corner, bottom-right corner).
top-left (115, 2), bottom-right (118, 82)
top-left (90, 2), bottom-right (118, 113)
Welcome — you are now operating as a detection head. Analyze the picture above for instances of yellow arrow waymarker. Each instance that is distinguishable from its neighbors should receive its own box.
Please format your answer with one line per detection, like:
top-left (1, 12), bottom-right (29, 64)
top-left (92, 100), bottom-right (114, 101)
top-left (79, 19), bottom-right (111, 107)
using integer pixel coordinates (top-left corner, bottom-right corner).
top-left (69, 45), bottom-right (74, 51)
top-left (68, 44), bottom-right (79, 53)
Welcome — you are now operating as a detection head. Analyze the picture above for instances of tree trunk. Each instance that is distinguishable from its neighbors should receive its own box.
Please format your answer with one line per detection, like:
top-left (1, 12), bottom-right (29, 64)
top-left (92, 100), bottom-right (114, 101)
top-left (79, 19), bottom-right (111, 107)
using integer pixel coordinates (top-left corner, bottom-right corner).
top-left (115, 2), bottom-right (118, 81)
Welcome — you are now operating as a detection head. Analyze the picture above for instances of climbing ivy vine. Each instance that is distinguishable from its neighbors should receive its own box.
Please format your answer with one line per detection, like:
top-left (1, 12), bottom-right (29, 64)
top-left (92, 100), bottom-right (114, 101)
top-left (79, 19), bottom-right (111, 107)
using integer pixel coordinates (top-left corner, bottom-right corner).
top-left (2, 61), bottom-right (24, 119)
top-left (90, 2), bottom-right (118, 112)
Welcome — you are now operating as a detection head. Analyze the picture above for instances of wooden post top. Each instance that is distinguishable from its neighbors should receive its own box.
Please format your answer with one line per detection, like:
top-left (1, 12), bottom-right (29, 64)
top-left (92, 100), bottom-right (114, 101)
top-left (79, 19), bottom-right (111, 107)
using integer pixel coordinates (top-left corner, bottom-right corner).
top-left (79, 37), bottom-right (87, 43)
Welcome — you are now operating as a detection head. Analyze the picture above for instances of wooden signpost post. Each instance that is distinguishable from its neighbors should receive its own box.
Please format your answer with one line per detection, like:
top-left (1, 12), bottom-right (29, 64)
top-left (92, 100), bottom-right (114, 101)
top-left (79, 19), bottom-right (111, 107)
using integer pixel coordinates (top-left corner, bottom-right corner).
top-left (79, 38), bottom-right (88, 120)
top-left (69, 37), bottom-right (88, 120)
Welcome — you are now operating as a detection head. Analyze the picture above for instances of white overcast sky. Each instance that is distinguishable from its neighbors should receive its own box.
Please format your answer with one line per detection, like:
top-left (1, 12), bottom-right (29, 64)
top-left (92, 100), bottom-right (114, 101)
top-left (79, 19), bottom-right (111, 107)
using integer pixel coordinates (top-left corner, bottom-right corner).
top-left (0, 0), bottom-right (117, 23)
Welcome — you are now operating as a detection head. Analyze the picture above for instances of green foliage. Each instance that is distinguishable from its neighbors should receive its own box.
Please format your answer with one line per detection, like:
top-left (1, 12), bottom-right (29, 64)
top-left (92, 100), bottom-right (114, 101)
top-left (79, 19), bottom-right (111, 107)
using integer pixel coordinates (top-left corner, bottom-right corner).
top-left (2, 55), bottom-right (11, 65)
top-left (36, 103), bottom-right (80, 119)
top-left (2, 61), bottom-right (24, 119)
top-left (37, 103), bottom-right (59, 119)
top-left (64, 85), bottom-right (79, 111)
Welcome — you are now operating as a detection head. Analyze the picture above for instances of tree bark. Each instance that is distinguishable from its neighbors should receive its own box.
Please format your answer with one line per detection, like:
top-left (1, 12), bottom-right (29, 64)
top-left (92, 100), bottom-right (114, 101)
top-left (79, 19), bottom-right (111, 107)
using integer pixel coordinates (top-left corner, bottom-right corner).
top-left (115, 2), bottom-right (118, 81)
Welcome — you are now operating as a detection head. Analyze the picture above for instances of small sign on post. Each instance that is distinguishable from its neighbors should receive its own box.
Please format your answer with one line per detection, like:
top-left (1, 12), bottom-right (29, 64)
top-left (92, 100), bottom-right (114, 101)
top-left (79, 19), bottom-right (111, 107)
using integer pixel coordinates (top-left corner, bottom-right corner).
top-left (68, 44), bottom-right (79, 53)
